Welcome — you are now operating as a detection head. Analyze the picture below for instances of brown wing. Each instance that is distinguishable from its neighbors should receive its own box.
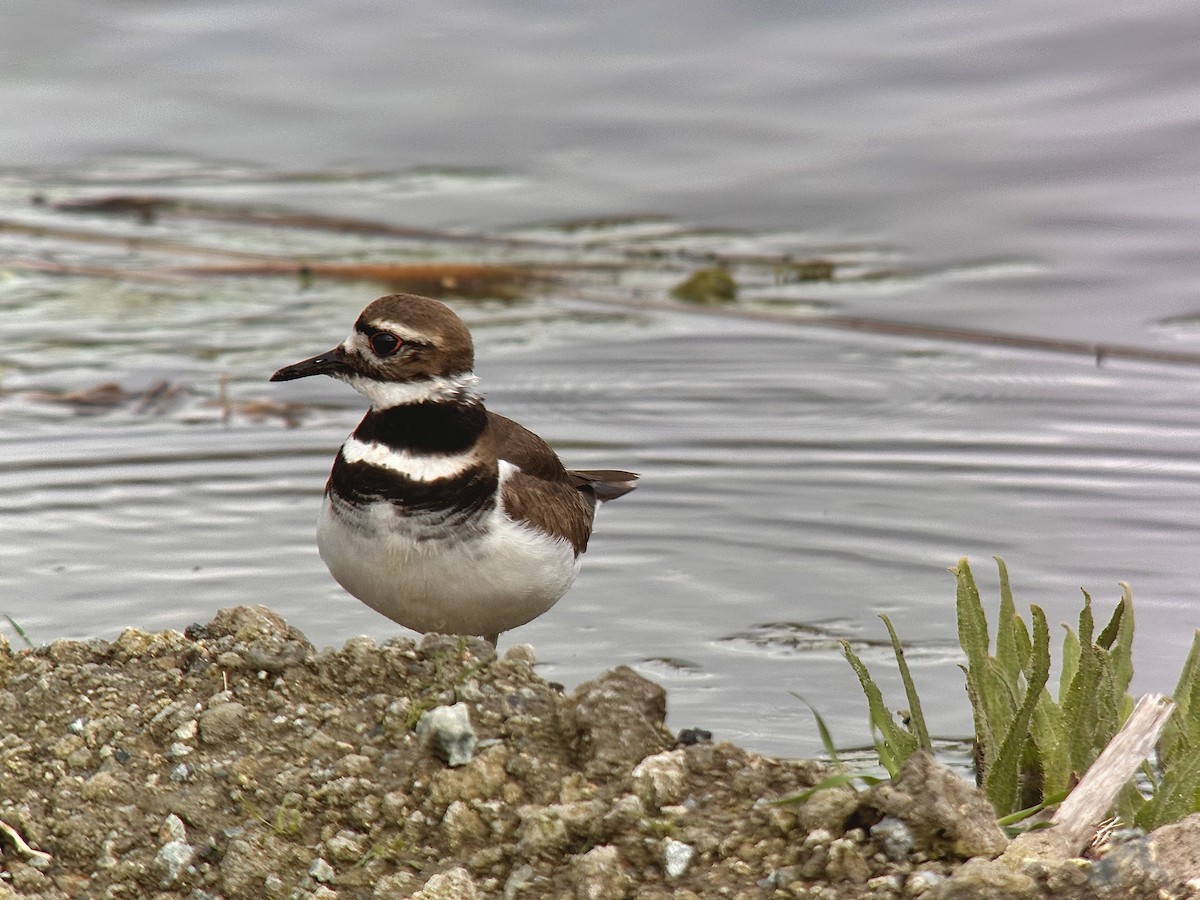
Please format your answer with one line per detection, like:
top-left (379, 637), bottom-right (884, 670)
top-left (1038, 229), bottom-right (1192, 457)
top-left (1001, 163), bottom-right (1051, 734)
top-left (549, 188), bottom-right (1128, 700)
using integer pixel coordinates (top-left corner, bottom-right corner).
top-left (500, 469), bottom-right (595, 555)
top-left (486, 412), bottom-right (570, 480)
top-left (485, 412), bottom-right (638, 555)
top-left (486, 411), bottom-right (592, 554)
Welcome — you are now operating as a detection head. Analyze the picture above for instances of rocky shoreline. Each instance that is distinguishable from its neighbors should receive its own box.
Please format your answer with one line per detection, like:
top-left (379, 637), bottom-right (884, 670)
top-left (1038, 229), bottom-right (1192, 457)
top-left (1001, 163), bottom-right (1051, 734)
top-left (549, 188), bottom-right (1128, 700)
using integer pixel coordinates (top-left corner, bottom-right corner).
top-left (0, 606), bottom-right (1196, 899)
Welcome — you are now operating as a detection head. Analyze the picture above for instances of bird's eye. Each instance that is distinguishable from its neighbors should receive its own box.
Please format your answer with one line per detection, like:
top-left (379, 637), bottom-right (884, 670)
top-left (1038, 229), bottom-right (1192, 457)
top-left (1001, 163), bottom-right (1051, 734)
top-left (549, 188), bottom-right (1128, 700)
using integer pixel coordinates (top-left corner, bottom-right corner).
top-left (370, 332), bottom-right (402, 357)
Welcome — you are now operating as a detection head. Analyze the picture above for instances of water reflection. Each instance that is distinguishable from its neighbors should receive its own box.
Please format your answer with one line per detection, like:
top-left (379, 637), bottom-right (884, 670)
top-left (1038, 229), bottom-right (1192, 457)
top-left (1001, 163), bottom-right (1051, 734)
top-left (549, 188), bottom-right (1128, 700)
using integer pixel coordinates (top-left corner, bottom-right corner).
top-left (4, 0), bottom-right (1200, 757)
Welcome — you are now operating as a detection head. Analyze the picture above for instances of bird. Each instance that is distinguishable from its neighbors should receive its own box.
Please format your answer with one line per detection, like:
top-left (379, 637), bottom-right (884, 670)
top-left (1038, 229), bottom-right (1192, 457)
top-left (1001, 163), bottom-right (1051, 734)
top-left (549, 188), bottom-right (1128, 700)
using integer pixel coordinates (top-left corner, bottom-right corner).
top-left (270, 292), bottom-right (637, 645)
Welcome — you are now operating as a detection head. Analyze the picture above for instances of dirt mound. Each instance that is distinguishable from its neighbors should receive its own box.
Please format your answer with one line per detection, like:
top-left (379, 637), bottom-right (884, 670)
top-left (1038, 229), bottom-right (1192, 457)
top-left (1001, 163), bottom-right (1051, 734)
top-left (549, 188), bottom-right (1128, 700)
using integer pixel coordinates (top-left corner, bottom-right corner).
top-left (0, 606), bottom-right (1194, 899)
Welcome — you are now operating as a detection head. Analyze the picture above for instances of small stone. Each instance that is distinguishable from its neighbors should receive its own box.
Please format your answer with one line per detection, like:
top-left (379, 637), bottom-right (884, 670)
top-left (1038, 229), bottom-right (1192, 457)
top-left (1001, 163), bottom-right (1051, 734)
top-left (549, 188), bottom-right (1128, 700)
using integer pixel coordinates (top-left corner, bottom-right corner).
top-left (826, 837), bottom-right (871, 885)
top-left (198, 701), bottom-right (246, 745)
top-left (156, 838), bottom-right (194, 885)
top-left (567, 666), bottom-right (672, 778)
top-left (441, 800), bottom-right (489, 847)
top-left (664, 838), bottom-right (694, 879)
top-left (221, 838), bottom-right (271, 897)
top-left (244, 641), bottom-right (309, 675)
top-left (417, 703), bottom-right (477, 767)
top-left (938, 856), bottom-right (1037, 896)
top-left (9, 861), bottom-right (52, 892)
top-left (204, 604), bottom-right (297, 642)
top-left (905, 870), bottom-right (945, 897)
top-left (502, 643), bottom-right (537, 666)
top-left (112, 627), bottom-right (155, 657)
top-left (868, 873), bottom-right (905, 894)
top-left (66, 745), bottom-right (93, 770)
top-left (325, 830), bottom-right (367, 862)
top-left (456, 679), bottom-right (484, 703)
top-left (1141, 812), bottom-right (1200, 889)
top-left (603, 793), bottom-right (645, 828)
top-left (872, 815), bottom-right (916, 862)
top-left (803, 827), bottom-right (834, 850)
top-left (374, 871), bottom-right (421, 897)
top-left (336, 752), bottom-right (373, 777)
top-left (309, 857), bottom-right (335, 884)
top-left (569, 844), bottom-right (633, 900)
top-left (862, 751), bottom-right (1008, 859)
top-left (503, 863), bottom-right (534, 898)
top-left (675, 727), bottom-right (712, 746)
top-left (412, 865), bottom-right (480, 899)
top-left (159, 814), bottom-right (187, 843)
top-left (631, 749), bottom-right (689, 809)
top-left (759, 865), bottom-right (800, 890)
top-left (80, 771), bottom-right (131, 803)
top-left (51, 734), bottom-right (86, 760)
top-left (796, 784), bottom-right (858, 834)
top-left (515, 805), bottom-right (570, 856)
top-left (172, 719), bottom-right (198, 741)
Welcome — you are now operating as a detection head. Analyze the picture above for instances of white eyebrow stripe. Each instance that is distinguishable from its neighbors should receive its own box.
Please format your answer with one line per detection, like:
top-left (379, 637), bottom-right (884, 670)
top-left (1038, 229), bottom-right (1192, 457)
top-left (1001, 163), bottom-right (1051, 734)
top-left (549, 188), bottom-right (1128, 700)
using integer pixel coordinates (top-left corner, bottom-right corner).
top-left (353, 321), bottom-right (431, 344)
top-left (339, 437), bottom-right (480, 482)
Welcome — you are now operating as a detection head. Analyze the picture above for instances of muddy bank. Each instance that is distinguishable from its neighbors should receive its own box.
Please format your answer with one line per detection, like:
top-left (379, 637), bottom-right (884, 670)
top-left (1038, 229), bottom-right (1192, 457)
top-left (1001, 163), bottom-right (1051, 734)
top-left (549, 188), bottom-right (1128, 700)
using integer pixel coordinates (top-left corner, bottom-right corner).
top-left (0, 606), bottom-right (1195, 899)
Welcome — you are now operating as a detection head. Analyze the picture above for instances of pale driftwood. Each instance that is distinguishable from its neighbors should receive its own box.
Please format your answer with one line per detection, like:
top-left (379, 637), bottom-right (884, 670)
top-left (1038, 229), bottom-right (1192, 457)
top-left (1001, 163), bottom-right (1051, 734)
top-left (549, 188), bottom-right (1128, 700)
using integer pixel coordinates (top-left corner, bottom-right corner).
top-left (0, 818), bottom-right (52, 868)
top-left (1049, 693), bottom-right (1175, 852)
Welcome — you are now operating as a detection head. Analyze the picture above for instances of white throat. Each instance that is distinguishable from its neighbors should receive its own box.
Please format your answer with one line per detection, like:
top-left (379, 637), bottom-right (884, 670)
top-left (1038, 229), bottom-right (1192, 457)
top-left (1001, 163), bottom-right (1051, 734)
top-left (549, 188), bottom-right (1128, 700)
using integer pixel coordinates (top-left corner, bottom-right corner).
top-left (341, 371), bottom-right (481, 409)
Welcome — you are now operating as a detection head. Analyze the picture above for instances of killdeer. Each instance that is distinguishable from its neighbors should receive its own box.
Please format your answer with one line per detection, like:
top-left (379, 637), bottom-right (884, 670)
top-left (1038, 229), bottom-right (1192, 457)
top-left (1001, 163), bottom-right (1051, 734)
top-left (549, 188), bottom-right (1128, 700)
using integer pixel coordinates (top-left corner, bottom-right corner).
top-left (270, 293), bottom-right (637, 645)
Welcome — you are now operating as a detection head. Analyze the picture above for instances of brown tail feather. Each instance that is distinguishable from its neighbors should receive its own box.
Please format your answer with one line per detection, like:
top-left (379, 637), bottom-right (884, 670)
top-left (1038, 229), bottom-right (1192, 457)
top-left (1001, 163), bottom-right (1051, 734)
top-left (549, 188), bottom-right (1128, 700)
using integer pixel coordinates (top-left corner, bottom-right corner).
top-left (569, 469), bottom-right (639, 503)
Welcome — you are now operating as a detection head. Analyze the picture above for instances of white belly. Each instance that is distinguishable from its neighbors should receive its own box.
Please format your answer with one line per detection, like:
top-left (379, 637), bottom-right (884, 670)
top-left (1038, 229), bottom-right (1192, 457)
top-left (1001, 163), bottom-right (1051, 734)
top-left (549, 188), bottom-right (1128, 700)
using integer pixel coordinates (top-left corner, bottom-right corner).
top-left (316, 492), bottom-right (580, 638)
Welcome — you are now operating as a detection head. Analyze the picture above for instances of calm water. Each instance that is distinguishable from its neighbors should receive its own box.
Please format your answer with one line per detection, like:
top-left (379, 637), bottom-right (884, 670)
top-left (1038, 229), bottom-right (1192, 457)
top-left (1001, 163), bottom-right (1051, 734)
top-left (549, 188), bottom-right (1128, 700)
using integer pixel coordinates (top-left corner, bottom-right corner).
top-left (3, 1), bottom-right (1200, 757)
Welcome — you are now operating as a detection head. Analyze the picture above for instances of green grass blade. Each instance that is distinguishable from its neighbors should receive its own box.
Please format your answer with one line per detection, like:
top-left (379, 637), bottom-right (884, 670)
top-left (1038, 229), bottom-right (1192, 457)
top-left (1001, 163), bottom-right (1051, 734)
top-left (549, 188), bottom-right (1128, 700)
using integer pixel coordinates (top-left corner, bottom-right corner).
top-left (993, 557), bottom-right (1023, 689)
top-left (1059, 625), bottom-right (1080, 705)
top-left (771, 770), bottom-right (883, 806)
top-left (1096, 597), bottom-right (1122, 649)
top-left (790, 692), bottom-right (842, 766)
top-left (1172, 631), bottom-right (1200, 723)
top-left (1031, 687), bottom-right (1069, 796)
top-left (962, 663), bottom-right (996, 779)
top-left (879, 614), bottom-right (932, 752)
top-left (1135, 735), bottom-right (1200, 830)
top-left (1078, 591), bottom-right (1095, 649)
top-left (996, 787), bottom-right (1071, 828)
top-left (2, 615), bottom-right (33, 649)
top-left (1162, 631), bottom-right (1200, 764)
top-left (954, 558), bottom-right (991, 672)
top-left (1062, 640), bottom-right (1102, 773)
top-left (985, 604), bottom-right (1052, 814)
top-left (1111, 584), bottom-right (1135, 697)
top-left (841, 639), bottom-right (918, 776)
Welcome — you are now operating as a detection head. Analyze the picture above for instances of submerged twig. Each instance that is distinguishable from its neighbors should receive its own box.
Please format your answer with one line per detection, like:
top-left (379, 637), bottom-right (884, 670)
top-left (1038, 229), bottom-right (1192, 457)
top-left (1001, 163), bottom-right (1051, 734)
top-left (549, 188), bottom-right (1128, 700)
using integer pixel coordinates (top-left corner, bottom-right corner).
top-left (52, 193), bottom-right (540, 247)
top-left (12, 198), bottom-right (1200, 368)
top-left (569, 290), bottom-right (1200, 369)
top-left (169, 261), bottom-right (549, 299)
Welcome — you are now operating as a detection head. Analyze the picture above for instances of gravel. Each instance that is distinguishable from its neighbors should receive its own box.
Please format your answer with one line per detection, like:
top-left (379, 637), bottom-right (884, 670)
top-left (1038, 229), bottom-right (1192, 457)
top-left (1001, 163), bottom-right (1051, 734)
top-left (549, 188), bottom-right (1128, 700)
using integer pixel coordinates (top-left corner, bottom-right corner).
top-left (0, 605), bottom-right (1196, 899)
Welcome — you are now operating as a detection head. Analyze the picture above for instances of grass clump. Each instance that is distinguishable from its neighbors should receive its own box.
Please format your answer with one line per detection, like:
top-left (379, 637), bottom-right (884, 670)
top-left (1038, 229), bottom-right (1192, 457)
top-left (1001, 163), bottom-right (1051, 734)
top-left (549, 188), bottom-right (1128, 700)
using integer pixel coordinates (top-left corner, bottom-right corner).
top-left (840, 556), bottom-right (1200, 831)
